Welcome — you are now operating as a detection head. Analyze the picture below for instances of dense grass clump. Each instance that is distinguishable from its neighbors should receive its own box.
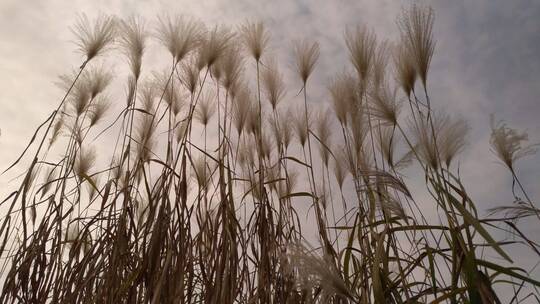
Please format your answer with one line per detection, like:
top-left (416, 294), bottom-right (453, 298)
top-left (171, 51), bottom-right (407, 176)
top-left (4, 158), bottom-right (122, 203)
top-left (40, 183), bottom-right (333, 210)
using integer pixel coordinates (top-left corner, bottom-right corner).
top-left (1, 5), bottom-right (539, 303)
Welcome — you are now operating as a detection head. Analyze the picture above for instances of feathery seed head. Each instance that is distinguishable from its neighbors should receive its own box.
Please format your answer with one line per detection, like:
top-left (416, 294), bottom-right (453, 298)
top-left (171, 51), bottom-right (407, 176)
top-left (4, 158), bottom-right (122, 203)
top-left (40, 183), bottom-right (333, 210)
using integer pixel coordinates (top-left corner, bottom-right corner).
top-left (410, 113), bottom-right (446, 170)
top-left (285, 242), bottom-right (354, 300)
top-left (377, 191), bottom-right (407, 220)
top-left (316, 109), bottom-right (332, 167)
top-left (246, 101), bottom-right (261, 137)
top-left (328, 71), bottom-right (358, 126)
top-left (120, 16), bottom-right (147, 79)
top-left (138, 80), bottom-right (157, 113)
top-left (195, 91), bottom-right (216, 126)
top-left (393, 42), bottom-right (417, 98)
top-left (86, 175), bottom-right (100, 201)
top-left (369, 82), bottom-right (400, 126)
top-left (238, 138), bottom-right (256, 170)
top-left (198, 26), bottom-right (234, 68)
top-left (86, 65), bottom-right (113, 99)
top-left (345, 25), bottom-right (377, 84)
top-left (292, 106), bottom-right (311, 147)
top-left (398, 4), bottom-right (435, 88)
top-left (75, 147), bottom-right (97, 179)
top-left (72, 14), bottom-right (117, 61)
top-left (49, 114), bottom-right (64, 146)
top-left (278, 170), bottom-right (298, 198)
top-left (134, 115), bottom-right (155, 162)
top-left (192, 156), bottom-right (215, 191)
top-left (269, 111), bottom-right (292, 152)
top-left (241, 21), bottom-right (270, 62)
top-left (88, 94), bottom-right (111, 126)
top-left (171, 92), bottom-right (185, 117)
top-left (490, 116), bottom-right (538, 170)
top-left (439, 116), bottom-right (469, 167)
top-left (157, 15), bottom-right (203, 62)
top-left (373, 40), bottom-right (390, 89)
top-left (377, 126), bottom-right (396, 168)
top-left (217, 44), bottom-right (244, 91)
top-left (69, 84), bottom-right (92, 117)
top-left (175, 120), bottom-right (188, 143)
top-left (259, 132), bottom-right (274, 161)
top-left (262, 58), bottom-right (286, 110)
top-left (349, 105), bottom-right (368, 156)
top-left (233, 86), bottom-right (252, 136)
top-left (154, 70), bottom-right (182, 109)
top-left (333, 147), bottom-right (348, 189)
top-left (41, 167), bottom-right (56, 196)
top-left (180, 61), bottom-right (201, 94)
top-left (292, 39), bottom-right (320, 84)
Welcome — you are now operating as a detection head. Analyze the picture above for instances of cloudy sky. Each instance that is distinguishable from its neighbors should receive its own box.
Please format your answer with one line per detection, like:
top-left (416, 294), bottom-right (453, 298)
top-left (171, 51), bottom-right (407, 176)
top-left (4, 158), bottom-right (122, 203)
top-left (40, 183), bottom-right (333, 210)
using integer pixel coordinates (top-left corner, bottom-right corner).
top-left (0, 0), bottom-right (539, 298)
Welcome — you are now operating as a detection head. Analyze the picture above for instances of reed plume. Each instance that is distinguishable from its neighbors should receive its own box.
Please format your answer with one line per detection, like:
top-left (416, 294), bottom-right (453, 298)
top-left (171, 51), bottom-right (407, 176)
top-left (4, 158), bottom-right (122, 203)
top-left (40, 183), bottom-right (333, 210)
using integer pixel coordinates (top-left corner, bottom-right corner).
top-left (218, 45), bottom-right (244, 91)
top-left (198, 26), bottom-right (234, 68)
top-left (394, 42), bottom-right (417, 98)
top-left (156, 15), bottom-right (203, 62)
top-left (345, 25), bottom-right (376, 85)
top-left (328, 71), bottom-right (357, 126)
top-left (1, 7), bottom-right (538, 304)
top-left (490, 116), bottom-right (538, 171)
top-left (195, 91), bottom-right (216, 126)
top-left (262, 58), bottom-right (286, 110)
top-left (315, 109), bottom-right (332, 167)
top-left (74, 147), bottom-right (97, 179)
top-left (72, 14), bottom-right (117, 61)
top-left (292, 39), bottom-right (320, 85)
top-left (232, 86), bottom-right (252, 136)
top-left (292, 106), bottom-right (310, 147)
top-left (333, 147), bottom-right (348, 190)
top-left (439, 115), bottom-right (469, 167)
top-left (119, 16), bottom-right (147, 79)
top-left (369, 83), bottom-right (400, 126)
top-left (398, 4), bottom-right (435, 88)
top-left (88, 94), bottom-right (111, 126)
top-left (240, 21), bottom-right (270, 62)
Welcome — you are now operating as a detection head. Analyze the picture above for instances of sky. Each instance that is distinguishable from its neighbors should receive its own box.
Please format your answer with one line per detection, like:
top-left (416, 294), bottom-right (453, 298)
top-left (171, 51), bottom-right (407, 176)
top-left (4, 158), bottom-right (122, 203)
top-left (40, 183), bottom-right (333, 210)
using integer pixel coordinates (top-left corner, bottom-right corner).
top-left (0, 0), bottom-right (539, 299)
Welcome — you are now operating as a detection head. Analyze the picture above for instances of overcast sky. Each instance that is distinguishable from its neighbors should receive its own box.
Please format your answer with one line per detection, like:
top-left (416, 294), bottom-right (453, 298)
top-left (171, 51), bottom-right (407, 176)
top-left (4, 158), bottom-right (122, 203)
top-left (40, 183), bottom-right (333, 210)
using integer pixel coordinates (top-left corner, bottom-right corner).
top-left (0, 0), bottom-right (539, 298)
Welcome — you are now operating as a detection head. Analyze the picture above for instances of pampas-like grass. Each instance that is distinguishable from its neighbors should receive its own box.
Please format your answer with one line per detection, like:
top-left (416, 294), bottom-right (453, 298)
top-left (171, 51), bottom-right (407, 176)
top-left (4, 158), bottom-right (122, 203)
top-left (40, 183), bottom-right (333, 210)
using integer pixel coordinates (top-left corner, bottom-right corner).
top-left (180, 61), bottom-right (201, 94)
top-left (398, 4), bottom-right (435, 88)
top-left (218, 45), bottom-right (244, 91)
top-left (285, 242), bottom-right (354, 301)
top-left (74, 147), bottom-right (96, 179)
top-left (292, 105), bottom-right (310, 147)
top-left (198, 26), bottom-right (234, 68)
top-left (1, 7), bottom-right (538, 304)
top-left (332, 147), bottom-right (348, 190)
top-left (345, 25), bottom-right (376, 85)
top-left (328, 71), bottom-right (357, 126)
top-left (439, 115), bottom-right (469, 167)
top-left (490, 116), bottom-right (538, 171)
top-left (292, 39), bottom-right (320, 85)
top-left (368, 82), bottom-right (400, 126)
top-left (410, 113), bottom-right (443, 170)
top-left (88, 94), bottom-right (111, 126)
top-left (156, 14), bottom-right (203, 63)
top-left (232, 86), bottom-right (252, 136)
top-left (119, 16), bottom-right (147, 79)
top-left (194, 91), bottom-right (216, 126)
top-left (394, 41), bottom-right (417, 98)
top-left (315, 109), bottom-right (332, 167)
top-left (240, 21), bottom-right (270, 62)
top-left (72, 14), bottom-right (117, 61)
top-left (262, 58), bottom-right (286, 110)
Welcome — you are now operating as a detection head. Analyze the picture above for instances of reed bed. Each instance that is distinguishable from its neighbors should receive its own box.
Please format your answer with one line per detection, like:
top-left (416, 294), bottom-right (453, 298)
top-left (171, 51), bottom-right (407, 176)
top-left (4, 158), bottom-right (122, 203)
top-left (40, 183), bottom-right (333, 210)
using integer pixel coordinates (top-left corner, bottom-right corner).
top-left (0, 5), bottom-right (539, 303)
